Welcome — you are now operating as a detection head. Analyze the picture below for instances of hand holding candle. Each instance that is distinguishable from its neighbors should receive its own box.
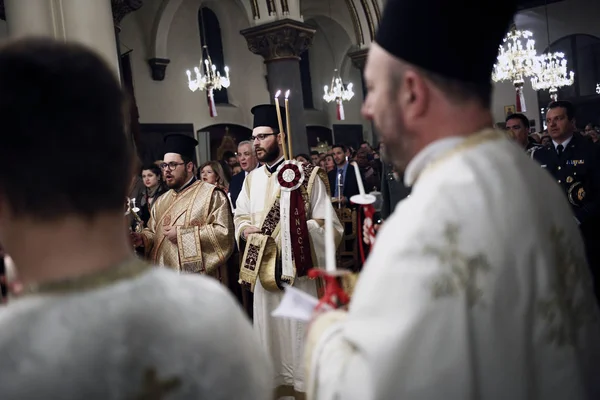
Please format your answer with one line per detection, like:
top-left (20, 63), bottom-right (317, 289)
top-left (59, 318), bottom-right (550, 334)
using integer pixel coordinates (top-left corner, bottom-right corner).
top-left (325, 200), bottom-right (336, 272)
top-left (350, 162), bottom-right (376, 205)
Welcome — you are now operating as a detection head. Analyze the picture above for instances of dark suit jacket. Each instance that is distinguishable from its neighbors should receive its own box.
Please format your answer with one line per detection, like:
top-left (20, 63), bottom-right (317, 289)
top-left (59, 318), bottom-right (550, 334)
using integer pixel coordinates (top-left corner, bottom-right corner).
top-left (328, 164), bottom-right (361, 204)
top-left (533, 133), bottom-right (600, 228)
top-left (381, 163), bottom-right (411, 220)
top-left (229, 171), bottom-right (246, 209)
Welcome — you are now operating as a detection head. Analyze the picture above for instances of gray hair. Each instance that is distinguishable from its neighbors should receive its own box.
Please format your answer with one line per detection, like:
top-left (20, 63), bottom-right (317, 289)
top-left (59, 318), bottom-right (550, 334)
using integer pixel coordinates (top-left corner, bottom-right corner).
top-left (238, 141), bottom-right (254, 153)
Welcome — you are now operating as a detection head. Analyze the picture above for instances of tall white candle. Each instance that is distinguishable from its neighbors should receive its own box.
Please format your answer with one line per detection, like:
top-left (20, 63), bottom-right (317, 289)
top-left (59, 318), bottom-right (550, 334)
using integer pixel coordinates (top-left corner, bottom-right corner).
top-left (351, 161), bottom-right (366, 195)
top-left (325, 201), bottom-right (336, 272)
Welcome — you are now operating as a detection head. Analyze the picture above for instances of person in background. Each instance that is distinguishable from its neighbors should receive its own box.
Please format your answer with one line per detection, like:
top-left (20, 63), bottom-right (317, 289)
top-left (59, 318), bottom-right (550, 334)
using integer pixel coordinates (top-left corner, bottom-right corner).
top-left (505, 113), bottom-right (541, 155)
top-left (0, 37), bottom-right (271, 399)
top-left (138, 163), bottom-right (167, 226)
top-left (310, 150), bottom-right (320, 165)
top-left (231, 163), bottom-right (242, 176)
top-left (295, 153), bottom-right (311, 164)
top-left (199, 160), bottom-right (230, 193)
top-left (229, 140), bottom-right (258, 210)
top-left (323, 154), bottom-right (335, 173)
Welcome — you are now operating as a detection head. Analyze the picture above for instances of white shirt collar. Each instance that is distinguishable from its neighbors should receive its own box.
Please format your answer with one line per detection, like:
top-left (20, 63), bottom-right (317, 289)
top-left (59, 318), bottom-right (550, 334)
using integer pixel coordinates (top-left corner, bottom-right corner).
top-left (552, 135), bottom-right (573, 150)
top-left (404, 137), bottom-right (466, 187)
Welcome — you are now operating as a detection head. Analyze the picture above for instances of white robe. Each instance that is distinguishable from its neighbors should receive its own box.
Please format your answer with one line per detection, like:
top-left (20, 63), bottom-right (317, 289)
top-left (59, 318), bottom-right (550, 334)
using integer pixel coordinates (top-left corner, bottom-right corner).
top-left (235, 162), bottom-right (343, 395)
top-left (0, 266), bottom-right (272, 400)
top-left (306, 130), bottom-right (600, 400)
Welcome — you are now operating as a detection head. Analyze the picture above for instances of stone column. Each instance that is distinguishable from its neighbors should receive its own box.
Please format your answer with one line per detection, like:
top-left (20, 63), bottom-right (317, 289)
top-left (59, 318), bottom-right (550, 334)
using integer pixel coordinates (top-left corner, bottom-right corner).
top-left (1, 0), bottom-right (135, 78)
top-left (241, 19), bottom-right (315, 156)
top-left (349, 47), bottom-right (376, 144)
top-left (348, 48), bottom-right (369, 100)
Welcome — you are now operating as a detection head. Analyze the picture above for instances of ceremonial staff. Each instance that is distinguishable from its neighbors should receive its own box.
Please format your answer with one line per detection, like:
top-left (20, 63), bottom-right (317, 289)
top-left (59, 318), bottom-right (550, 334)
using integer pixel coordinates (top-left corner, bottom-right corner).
top-left (274, 90), bottom-right (289, 160)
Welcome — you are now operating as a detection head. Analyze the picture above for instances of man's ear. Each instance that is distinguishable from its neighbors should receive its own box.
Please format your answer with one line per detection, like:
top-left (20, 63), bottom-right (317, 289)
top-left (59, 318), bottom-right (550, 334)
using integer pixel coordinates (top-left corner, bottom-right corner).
top-left (186, 162), bottom-right (194, 174)
top-left (278, 132), bottom-right (286, 145)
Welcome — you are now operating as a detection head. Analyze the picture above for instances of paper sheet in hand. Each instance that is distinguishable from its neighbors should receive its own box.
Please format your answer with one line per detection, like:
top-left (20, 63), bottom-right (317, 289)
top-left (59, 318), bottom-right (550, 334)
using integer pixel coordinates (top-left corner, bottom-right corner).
top-left (271, 284), bottom-right (320, 322)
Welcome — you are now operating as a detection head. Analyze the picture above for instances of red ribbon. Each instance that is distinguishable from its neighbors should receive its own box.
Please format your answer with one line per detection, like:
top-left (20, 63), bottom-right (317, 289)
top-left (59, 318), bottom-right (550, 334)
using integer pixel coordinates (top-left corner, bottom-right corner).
top-left (357, 204), bottom-right (376, 265)
top-left (289, 190), bottom-right (313, 277)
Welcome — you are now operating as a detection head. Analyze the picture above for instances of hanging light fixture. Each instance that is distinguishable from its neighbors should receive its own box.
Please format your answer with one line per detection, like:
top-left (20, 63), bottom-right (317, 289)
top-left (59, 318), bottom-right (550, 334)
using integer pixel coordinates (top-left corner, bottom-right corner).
top-left (531, 52), bottom-right (574, 102)
top-left (529, 2), bottom-right (574, 102)
top-left (596, 83), bottom-right (600, 95)
top-left (492, 24), bottom-right (539, 112)
top-left (323, 69), bottom-right (354, 120)
top-left (185, 8), bottom-right (231, 118)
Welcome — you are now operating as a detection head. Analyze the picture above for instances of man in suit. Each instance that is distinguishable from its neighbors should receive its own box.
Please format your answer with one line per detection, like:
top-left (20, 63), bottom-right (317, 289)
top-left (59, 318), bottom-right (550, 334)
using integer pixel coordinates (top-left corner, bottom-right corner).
top-left (328, 144), bottom-right (362, 205)
top-left (533, 100), bottom-right (600, 300)
top-left (229, 140), bottom-right (257, 209)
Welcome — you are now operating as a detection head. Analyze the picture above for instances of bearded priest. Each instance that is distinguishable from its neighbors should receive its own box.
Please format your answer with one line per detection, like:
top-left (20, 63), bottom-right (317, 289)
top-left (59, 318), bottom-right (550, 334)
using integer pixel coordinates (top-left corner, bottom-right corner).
top-left (304, 0), bottom-right (600, 399)
top-left (234, 104), bottom-right (343, 398)
top-left (132, 134), bottom-right (234, 278)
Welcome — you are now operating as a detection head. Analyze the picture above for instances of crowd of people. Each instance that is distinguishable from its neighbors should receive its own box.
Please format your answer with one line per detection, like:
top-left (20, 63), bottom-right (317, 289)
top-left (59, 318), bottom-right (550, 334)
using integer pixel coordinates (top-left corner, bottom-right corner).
top-left (0, 0), bottom-right (599, 398)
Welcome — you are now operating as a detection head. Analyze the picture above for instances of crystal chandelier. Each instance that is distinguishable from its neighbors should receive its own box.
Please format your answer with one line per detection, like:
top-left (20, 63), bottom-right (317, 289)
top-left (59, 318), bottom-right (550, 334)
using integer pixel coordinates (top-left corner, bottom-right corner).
top-left (186, 45), bottom-right (230, 118)
top-left (596, 83), bottom-right (600, 94)
top-left (492, 24), bottom-right (538, 112)
top-left (530, 52), bottom-right (574, 102)
top-left (323, 69), bottom-right (354, 120)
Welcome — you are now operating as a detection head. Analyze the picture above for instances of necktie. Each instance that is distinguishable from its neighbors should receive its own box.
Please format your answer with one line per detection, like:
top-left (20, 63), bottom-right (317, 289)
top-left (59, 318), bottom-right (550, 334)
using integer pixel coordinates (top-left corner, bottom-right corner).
top-left (557, 144), bottom-right (564, 156)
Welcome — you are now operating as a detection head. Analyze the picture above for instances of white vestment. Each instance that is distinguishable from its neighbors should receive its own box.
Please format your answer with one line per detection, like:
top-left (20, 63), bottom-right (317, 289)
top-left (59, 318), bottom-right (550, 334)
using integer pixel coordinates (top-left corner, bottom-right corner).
top-left (0, 264), bottom-right (272, 400)
top-left (235, 161), bottom-right (343, 396)
top-left (306, 130), bottom-right (600, 400)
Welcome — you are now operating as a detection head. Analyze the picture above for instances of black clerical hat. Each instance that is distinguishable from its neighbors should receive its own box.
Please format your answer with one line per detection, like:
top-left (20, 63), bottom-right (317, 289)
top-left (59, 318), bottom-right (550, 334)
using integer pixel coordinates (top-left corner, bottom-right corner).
top-left (164, 134), bottom-right (198, 160)
top-left (375, 0), bottom-right (517, 85)
top-left (251, 104), bottom-right (286, 133)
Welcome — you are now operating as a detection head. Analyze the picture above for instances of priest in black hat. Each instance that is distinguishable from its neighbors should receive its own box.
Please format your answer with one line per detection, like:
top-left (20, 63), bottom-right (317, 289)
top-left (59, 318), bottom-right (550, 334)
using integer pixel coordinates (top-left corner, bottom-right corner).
top-left (234, 104), bottom-right (343, 398)
top-left (305, 0), bottom-right (600, 399)
top-left (132, 133), bottom-right (235, 280)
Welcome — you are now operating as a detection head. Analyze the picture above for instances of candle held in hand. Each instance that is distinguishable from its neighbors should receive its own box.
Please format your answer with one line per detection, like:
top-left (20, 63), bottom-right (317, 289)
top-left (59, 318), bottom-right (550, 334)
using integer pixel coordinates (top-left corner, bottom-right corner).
top-left (325, 201), bottom-right (336, 272)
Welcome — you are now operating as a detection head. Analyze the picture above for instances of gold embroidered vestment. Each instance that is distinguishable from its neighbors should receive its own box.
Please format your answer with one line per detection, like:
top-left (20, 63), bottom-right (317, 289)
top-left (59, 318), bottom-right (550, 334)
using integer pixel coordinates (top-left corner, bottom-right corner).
top-left (141, 180), bottom-right (234, 275)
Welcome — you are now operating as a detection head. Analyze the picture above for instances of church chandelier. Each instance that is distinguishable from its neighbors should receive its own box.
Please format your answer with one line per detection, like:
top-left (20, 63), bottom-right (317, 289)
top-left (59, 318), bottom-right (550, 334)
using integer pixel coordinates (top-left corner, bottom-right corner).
top-left (596, 83), bottom-right (600, 95)
top-left (530, 52), bottom-right (574, 102)
top-left (323, 69), bottom-right (354, 121)
top-left (186, 45), bottom-right (230, 118)
top-left (492, 24), bottom-right (539, 113)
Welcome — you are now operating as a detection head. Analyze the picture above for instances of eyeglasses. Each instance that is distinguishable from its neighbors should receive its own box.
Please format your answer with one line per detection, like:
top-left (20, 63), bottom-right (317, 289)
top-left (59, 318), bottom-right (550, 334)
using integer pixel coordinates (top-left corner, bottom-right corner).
top-left (159, 162), bottom-right (185, 170)
top-left (251, 133), bottom-right (277, 141)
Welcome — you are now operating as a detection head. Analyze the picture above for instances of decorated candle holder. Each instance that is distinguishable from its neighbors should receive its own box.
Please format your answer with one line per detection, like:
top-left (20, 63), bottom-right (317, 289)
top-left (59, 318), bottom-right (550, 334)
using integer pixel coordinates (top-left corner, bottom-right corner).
top-left (350, 162), bottom-right (377, 262)
top-left (308, 267), bottom-right (351, 311)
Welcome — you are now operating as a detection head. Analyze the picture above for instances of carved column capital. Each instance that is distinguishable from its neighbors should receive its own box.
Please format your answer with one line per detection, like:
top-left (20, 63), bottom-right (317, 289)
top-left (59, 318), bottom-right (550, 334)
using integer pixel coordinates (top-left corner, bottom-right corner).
top-left (148, 58), bottom-right (170, 81)
top-left (112, 0), bottom-right (143, 31)
top-left (348, 48), bottom-right (369, 71)
top-left (240, 18), bottom-right (315, 63)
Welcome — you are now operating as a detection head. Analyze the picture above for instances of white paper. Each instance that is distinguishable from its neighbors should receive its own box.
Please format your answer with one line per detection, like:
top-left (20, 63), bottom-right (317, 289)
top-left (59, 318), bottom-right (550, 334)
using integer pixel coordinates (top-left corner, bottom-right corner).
top-left (271, 285), bottom-right (321, 322)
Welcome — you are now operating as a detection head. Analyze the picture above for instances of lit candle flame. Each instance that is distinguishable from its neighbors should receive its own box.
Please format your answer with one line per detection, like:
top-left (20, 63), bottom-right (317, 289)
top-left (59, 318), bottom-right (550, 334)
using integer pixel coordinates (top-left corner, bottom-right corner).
top-left (275, 89), bottom-right (281, 98)
top-left (285, 89), bottom-right (290, 99)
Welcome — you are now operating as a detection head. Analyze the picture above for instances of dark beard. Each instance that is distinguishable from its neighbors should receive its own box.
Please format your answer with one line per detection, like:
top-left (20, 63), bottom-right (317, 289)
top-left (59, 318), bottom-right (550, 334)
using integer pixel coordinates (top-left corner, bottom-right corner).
top-left (257, 144), bottom-right (281, 164)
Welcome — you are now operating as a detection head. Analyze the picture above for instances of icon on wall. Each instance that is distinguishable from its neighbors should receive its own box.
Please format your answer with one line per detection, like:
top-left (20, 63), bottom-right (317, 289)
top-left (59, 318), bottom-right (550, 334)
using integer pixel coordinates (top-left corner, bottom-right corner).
top-left (504, 105), bottom-right (516, 117)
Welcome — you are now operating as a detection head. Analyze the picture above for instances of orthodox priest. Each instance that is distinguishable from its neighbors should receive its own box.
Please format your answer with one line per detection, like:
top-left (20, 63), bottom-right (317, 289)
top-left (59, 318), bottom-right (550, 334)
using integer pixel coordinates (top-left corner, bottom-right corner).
top-left (234, 104), bottom-right (343, 398)
top-left (304, 0), bottom-right (600, 399)
top-left (133, 134), bottom-right (234, 278)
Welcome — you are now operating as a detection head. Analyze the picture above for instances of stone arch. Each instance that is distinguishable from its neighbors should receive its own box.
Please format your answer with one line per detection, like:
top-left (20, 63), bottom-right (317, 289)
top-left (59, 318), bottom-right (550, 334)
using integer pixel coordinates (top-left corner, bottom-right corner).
top-left (150, 0), bottom-right (253, 59)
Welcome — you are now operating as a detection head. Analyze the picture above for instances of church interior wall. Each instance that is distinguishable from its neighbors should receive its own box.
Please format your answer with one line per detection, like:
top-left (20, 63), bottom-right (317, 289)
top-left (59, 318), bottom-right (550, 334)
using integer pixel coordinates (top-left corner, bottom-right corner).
top-left (491, 0), bottom-right (600, 131)
top-left (118, 0), bottom-right (370, 157)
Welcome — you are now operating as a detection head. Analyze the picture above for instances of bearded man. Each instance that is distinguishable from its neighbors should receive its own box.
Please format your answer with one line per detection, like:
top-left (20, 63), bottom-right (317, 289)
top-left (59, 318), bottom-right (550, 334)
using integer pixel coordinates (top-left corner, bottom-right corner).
top-left (132, 134), bottom-right (234, 278)
top-left (304, 0), bottom-right (600, 399)
top-left (234, 104), bottom-right (343, 399)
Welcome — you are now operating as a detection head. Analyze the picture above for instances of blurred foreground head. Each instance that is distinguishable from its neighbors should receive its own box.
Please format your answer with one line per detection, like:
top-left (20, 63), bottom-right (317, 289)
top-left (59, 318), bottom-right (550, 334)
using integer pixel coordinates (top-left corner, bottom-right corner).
top-left (361, 0), bottom-right (518, 172)
top-left (0, 38), bottom-right (132, 242)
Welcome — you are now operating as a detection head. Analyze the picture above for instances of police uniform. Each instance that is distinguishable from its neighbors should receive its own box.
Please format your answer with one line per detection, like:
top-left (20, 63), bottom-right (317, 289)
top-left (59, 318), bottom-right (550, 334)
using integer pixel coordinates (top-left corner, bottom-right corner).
top-left (533, 132), bottom-right (600, 297)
